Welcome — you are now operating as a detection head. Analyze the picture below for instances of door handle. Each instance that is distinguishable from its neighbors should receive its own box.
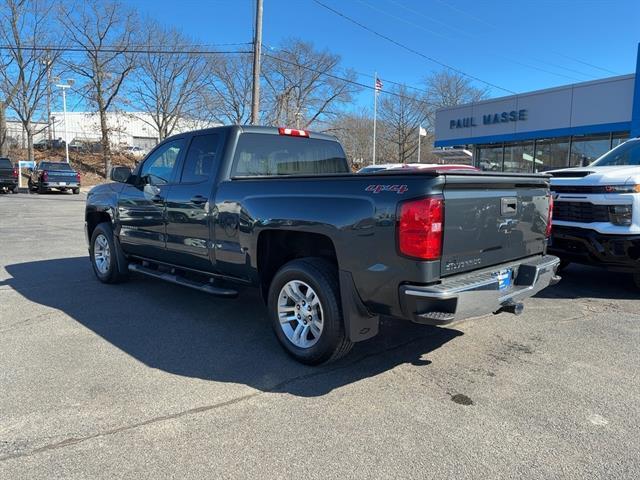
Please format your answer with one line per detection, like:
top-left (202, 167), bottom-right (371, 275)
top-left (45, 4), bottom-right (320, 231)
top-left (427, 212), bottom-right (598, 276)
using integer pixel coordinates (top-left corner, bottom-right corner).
top-left (190, 195), bottom-right (207, 205)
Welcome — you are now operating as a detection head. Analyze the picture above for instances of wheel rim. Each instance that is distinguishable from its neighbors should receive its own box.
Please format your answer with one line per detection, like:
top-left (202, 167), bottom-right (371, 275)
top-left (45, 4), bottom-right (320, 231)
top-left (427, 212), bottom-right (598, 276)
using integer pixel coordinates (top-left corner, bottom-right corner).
top-left (277, 280), bottom-right (324, 349)
top-left (93, 233), bottom-right (111, 275)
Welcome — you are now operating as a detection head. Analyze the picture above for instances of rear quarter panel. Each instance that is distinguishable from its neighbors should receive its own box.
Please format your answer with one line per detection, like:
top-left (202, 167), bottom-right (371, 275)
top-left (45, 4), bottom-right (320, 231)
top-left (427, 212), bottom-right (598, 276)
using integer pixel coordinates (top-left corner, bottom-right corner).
top-left (213, 174), bottom-right (444, 316)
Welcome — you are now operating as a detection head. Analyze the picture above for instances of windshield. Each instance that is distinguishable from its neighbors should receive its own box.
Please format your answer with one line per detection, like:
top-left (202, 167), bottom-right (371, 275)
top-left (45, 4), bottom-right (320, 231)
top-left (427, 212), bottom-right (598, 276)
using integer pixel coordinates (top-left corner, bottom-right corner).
top-left (40, 162), bottom-right (73, 171)
top-left (591, 140), bottom-right (640, 166)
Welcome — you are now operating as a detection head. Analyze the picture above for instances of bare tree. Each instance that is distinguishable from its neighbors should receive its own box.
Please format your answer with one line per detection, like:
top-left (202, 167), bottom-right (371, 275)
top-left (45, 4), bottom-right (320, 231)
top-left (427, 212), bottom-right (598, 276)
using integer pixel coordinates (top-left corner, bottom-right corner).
top-left (326, 112), bottom-right (374, 170)
top-left (378, 85), bottom-right (429, 163)
top-left (129, 22), bottom-right (207, 141)
top-left (0, 0), bottom-right (60, 161)
top-left (59, 0), bottom-right (136, 176)
top-left (262, 40), bottom-right (360, 128)
top-left (424, 70), bottom-right (489, 130)
top-left (202, 53), bottom-right (253, 125)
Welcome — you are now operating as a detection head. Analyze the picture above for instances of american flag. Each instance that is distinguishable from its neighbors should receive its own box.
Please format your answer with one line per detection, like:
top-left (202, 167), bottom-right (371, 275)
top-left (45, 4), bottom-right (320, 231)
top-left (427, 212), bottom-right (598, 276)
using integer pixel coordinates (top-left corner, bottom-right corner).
top-left (375, 77), bottom-right (383, 92)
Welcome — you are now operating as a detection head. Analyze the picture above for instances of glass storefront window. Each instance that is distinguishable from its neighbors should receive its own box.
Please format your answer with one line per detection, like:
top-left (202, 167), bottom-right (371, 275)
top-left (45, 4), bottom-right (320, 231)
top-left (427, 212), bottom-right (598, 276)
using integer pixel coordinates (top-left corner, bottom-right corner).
top-left (611, 131), bottom-right (629, 149)
top-left (570, 134), bottom-right (611, 166)
top-left (478, 144), bottom-right (503, 171)
top-left (533, 137), bottom-right (570, 172)
top-left (504, 142), bottom-right (534, 173)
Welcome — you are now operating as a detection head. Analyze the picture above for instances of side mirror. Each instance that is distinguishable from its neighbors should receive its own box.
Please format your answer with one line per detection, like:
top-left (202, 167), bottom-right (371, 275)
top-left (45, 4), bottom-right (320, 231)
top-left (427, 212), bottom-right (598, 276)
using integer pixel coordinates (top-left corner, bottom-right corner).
top-left (109, 166), bottom-right (132, 183)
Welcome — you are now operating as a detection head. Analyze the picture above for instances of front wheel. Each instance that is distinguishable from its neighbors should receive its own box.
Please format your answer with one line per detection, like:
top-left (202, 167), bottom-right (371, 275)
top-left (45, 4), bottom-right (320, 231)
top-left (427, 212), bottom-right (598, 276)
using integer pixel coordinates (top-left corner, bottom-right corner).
top-left (89, 222), bottom-right (128, 284)
top-left (268, 258), bottom-right (353, 365)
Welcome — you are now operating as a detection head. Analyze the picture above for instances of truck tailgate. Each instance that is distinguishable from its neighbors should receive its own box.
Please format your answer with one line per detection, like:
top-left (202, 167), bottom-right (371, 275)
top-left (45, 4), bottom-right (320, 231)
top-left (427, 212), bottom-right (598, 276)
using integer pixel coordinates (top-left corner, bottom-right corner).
top-left (440, 173), bottom-right (550, 277)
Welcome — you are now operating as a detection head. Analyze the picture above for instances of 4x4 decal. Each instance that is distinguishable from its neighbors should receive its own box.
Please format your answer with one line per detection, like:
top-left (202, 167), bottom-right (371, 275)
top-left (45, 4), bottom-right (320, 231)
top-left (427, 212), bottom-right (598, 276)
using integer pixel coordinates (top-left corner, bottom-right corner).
top-left (365, 184), bottom-right (408, 194)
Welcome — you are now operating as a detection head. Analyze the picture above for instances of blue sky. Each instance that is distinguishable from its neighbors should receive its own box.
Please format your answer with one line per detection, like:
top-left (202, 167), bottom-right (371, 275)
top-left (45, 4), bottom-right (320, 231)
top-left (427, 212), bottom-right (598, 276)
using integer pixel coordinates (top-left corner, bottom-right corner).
top-left (129, 0), bottom-right (639, 107)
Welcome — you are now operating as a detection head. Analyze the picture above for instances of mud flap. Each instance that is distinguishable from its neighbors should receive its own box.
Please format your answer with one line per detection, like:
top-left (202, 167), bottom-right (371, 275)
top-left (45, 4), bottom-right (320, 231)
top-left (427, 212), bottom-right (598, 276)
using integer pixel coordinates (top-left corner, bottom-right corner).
top-left (113, 231), bottom-right (129, 275)
top-left (339, 270), bottom-right (379, 342)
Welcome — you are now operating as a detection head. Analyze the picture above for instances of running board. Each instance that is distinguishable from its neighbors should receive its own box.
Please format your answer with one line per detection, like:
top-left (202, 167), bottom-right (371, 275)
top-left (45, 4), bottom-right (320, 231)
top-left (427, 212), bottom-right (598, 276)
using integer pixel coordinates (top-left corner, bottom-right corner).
top-left (128, 263), bottom-right (239, 298)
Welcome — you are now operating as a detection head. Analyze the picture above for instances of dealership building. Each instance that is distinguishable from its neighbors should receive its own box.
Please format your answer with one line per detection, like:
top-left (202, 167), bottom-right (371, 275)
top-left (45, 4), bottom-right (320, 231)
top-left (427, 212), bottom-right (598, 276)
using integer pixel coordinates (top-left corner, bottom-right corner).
top-left (434, 46), bottom-right (640, 172)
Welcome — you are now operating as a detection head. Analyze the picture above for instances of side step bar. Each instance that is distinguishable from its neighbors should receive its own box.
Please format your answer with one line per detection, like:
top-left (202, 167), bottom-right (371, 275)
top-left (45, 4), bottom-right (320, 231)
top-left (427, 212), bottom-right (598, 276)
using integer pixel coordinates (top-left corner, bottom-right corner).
top-left (128, 263), bottom-right (239, 298)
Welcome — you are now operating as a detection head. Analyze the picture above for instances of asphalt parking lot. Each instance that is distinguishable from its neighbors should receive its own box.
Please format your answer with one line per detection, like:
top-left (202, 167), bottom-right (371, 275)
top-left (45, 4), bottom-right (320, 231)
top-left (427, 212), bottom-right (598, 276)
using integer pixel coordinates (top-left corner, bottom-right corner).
top-left (1, 191), bottom-right (639, 479)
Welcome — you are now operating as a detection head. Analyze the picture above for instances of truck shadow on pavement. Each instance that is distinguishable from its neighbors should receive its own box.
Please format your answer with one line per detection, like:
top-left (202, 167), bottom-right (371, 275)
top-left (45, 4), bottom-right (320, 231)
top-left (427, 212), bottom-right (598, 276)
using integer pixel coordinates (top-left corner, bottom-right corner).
top-left (536, 264), bottom-right (639, 300)
top-left (3, 257), bottom-right (463, 397)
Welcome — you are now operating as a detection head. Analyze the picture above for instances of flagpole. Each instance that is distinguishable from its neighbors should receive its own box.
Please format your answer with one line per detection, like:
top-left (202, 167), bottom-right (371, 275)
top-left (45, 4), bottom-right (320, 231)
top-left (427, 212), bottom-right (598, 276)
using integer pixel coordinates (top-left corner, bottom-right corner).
top-left (417, 124), bottom-right (422, 163)
top-left (372, 71), bottom-right (377, 165)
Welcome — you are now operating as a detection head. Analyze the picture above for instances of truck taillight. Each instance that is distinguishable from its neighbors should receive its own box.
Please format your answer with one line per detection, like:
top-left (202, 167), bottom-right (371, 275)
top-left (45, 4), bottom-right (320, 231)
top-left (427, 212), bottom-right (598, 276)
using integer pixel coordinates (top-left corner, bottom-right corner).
top-left (42, 171), bottom-right (48, 182)
top-left (76, 172), bottom-right (81, 183)
top-left (398, 196), bottom-right (444, 260)
top-left (12, 167), bottom-right (18, 178)
top-left (546, 195), bottom-right (553, 237)
top-left (278, 127), bottom-right (309, 137)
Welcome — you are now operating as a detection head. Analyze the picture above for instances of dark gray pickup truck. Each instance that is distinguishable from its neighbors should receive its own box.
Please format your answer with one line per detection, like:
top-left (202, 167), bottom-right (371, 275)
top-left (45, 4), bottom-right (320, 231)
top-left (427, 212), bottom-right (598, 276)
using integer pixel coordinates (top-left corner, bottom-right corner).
top-left (85, 125), bottom-right (560, 364)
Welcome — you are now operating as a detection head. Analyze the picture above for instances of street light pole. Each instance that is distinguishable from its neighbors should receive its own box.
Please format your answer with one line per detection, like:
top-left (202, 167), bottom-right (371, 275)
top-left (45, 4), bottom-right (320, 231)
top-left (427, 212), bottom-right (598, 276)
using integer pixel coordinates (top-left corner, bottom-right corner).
top-left (56, 84), bottom-right (70, 164)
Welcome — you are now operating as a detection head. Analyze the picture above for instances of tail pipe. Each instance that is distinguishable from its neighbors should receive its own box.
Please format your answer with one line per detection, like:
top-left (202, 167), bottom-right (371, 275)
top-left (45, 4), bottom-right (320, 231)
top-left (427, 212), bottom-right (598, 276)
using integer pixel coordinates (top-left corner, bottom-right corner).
top-left (500, 301), bottom-right (524, 316)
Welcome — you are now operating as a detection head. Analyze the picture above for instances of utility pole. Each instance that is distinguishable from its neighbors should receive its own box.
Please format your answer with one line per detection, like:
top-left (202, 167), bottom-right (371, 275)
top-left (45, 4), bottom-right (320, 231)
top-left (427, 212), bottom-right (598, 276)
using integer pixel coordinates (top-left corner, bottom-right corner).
top-left (250, 0), bottom-right (263, 125)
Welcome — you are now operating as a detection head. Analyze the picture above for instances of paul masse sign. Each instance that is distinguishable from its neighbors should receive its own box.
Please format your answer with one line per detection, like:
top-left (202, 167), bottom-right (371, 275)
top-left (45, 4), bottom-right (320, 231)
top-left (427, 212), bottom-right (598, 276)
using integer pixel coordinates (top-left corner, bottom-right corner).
top-left (450, 109), bottom-right (528, 129)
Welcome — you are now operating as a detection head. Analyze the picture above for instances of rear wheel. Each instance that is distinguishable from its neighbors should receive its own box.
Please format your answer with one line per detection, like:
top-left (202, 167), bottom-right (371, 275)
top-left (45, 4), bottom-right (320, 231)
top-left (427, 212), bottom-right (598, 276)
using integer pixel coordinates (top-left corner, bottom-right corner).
top-left (73, 188), bottom-right (80, 194)
top-left (37, 184), bottom-right (46, 194)
top-left (90, 222), bottom-right (128, 284)
top-left (11, 187), bottom-right (17, 194)
top-left (268, 258), bottom-right (353, 365)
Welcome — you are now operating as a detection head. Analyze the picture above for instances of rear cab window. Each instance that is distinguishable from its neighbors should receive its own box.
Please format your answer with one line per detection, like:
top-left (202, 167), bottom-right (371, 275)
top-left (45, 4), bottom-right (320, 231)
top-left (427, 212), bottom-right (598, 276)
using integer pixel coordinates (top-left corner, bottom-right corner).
top-left (0, 158), bottom-right (12, 168)
top-left (40, 162), bottom-right (72, 171)
top-left (232, 133), bottom-right (349, 177)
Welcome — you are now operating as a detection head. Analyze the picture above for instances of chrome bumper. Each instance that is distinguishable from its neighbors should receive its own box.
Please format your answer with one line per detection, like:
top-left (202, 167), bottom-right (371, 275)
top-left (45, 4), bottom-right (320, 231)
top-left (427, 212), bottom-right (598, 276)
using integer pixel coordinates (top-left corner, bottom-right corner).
top-left (399, 254), bottom-right (561, 325)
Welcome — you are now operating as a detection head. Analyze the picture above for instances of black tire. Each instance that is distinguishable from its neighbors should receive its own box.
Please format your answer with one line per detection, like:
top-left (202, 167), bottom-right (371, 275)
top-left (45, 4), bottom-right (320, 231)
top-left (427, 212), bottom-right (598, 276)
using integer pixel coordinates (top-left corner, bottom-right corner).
top-left (267, 258), bottom-right (353, 365)
top-left (89, 222), bottom-right (128, 284)
top-left (633, 273), bottom-right (640, 290)
top-left (11, 187), bottom-right (18, 194)
top-left (37, 183), bottom-right (46, 194)
top-left (72, 188), bottom-right (80, 194)
top-left (27, 179), bottom-right (34, 191)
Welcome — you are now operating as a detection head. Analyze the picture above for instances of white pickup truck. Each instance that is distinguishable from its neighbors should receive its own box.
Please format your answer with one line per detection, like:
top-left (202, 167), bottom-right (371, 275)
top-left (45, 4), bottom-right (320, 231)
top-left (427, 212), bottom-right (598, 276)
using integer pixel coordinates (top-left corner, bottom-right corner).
top-left (548, 137), bottom-right (640, 289)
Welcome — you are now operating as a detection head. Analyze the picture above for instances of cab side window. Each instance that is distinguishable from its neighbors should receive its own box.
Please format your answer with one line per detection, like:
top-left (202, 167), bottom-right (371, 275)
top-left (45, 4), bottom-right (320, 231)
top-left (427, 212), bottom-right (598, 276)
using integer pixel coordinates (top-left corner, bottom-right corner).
top-left (140, 139), bottom-right (185, 185)
top-left (180, 134), bottom-right (220, 183)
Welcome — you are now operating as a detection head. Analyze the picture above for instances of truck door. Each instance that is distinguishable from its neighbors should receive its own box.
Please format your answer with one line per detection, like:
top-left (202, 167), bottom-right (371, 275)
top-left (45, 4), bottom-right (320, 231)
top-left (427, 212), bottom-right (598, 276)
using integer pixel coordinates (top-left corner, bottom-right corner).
top-left (117, 138), bottom-right (186, 261)
top-left (164, 133), bottom-right (222, 271)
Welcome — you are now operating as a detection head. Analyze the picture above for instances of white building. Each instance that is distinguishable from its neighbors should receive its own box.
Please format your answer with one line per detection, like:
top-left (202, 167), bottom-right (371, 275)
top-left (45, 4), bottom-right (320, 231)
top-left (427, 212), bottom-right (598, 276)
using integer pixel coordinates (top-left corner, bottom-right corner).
top-left (50, 111), bottom-right (220, 150)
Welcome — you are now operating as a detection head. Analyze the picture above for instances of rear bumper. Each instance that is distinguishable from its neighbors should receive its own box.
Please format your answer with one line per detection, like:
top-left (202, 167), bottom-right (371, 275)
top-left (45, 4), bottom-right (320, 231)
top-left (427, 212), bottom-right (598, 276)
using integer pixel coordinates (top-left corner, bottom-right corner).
top-left (549, 226), bottom-right (640, 272)
top-left (0, 179), bottom-right (17, 188)
top-left (399, 254), bottom-right (560, 325)
top-left (42, 182), bottom-right (80, 188)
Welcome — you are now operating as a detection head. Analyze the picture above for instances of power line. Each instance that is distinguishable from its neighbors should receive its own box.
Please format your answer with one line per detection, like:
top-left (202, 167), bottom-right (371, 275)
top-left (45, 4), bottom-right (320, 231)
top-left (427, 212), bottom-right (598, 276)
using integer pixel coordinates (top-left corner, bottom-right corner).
top-left (261, 52), bottom-right (432, 105)
top-left (0, 43), bottom-right (434, 105)
top-left (265, 44), bottom-right (432, 95)
top-left (0, 45), bottom-right (252, 55)
top-left (382, 0), bottom-right (598, 81)
top-left (432, 0), bottom-right (619, 76)
top-left (311, 0), bottom-right (517, 94)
